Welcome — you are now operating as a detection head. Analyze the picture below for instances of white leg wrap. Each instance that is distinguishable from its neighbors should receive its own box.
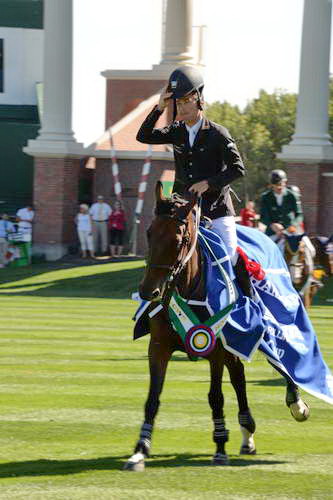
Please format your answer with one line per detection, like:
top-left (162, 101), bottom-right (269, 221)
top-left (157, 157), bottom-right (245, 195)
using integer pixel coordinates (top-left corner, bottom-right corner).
top-left (240, 426), bottom-right (255, 450)
top-left (290, 399), bottom-right (310, 422)
top-left (123, 452), bottom-right (145, 471)
top-left (127, 452), bottom-right (145, 464)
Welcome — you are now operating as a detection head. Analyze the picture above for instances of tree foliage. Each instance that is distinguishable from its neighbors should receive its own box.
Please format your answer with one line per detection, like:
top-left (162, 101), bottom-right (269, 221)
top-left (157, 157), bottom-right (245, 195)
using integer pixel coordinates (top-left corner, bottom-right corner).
top-left (205, 89), bottom-right (297, 204)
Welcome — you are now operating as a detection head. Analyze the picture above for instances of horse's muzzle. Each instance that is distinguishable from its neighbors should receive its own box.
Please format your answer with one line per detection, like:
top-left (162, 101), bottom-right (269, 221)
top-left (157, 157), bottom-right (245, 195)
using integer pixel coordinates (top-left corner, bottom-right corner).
top-left (138, 284), bottom-right (162, 301)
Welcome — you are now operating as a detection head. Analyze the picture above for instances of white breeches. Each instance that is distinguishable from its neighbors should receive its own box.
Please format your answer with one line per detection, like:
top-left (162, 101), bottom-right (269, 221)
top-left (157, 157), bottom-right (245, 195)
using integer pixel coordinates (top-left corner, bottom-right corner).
top-left (211, 216), bottom-right (238, 264)
top-left (78, 230), bottom-right (94, 251)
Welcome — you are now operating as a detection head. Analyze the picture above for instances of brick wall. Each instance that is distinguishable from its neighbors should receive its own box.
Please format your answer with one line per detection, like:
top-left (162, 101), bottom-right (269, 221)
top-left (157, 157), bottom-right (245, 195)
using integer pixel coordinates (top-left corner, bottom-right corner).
top-left (33, 157), bottom-right (80, 245)
top-left (286, 162), bottom-right (333, 236)
top-left (105, 79), bottom-right (166, 128)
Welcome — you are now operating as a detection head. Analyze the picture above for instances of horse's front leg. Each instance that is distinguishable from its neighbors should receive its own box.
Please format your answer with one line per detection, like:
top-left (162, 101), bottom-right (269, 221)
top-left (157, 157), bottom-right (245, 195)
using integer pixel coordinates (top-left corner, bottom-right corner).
top-left (208, 345), bottom-right (229, 465)
top-left (124, 333), bottom-right (172, 471)
top-left (224, 352), bottom-right (256, 455)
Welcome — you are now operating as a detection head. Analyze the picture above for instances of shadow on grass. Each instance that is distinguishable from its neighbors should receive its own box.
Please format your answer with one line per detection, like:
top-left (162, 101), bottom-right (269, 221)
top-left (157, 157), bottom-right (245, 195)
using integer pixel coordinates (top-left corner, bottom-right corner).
top-left (0, 454), bottom-right (287, 477)
top-left (249, 378), bottom-right (285, 387)
top-left (0, 266), bottom-right (145, 300)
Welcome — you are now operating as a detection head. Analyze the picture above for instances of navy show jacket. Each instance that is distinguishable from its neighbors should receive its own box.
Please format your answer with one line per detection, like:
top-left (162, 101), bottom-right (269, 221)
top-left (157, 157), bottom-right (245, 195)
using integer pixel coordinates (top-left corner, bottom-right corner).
top-left (136, 106), bottom-right (245, 219)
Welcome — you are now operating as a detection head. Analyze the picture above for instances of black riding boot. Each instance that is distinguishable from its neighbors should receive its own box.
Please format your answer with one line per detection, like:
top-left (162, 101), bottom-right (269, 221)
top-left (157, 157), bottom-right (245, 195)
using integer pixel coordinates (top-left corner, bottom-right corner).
top-left (234, 256), bottom-right (253, 298)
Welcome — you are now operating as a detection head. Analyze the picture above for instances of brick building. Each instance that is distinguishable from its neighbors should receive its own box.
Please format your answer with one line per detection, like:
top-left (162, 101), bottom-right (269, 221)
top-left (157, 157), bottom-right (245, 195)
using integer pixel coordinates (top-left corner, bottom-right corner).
top-left (18, 0), bottom-right (333, 261)
top-left (23, 0), bottom-right (200, 259)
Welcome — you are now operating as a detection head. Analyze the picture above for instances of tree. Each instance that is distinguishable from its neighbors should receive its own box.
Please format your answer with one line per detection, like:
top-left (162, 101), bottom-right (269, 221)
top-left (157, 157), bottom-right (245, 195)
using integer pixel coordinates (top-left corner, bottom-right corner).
top-left (205, 89), bottom-right (297, 205)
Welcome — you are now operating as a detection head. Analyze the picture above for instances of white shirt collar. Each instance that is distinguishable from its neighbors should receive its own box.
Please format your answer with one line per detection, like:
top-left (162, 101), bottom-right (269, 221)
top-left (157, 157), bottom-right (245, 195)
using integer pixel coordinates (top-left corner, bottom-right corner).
top-left (185, 118), bottom-right (202, 134)
top-left (274, 188), bottom-right (286, 206)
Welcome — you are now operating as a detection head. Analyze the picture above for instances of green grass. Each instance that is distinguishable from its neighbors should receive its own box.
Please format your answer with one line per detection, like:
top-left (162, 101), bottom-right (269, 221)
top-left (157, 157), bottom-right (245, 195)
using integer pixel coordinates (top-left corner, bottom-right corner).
top-left (0, 261), bottom-right (333, 499)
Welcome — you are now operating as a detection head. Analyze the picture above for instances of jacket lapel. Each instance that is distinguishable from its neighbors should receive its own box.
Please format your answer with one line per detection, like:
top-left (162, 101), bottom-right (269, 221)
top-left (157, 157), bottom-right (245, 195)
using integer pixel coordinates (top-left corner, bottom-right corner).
top-left (192, 117), bottom-right (210, 150)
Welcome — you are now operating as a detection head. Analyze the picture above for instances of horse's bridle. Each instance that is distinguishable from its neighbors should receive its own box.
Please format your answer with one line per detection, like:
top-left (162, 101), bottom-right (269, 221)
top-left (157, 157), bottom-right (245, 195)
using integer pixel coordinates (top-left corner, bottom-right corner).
top-left (146, 204), bottom-right (201, 303)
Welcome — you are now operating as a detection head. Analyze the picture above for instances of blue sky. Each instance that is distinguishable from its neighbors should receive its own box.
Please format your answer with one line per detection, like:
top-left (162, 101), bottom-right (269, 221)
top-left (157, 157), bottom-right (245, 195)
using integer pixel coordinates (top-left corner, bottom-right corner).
top-left (74, 0), bottom-right (312, 109)
top-left (73, 0), bottom-right (333, 144)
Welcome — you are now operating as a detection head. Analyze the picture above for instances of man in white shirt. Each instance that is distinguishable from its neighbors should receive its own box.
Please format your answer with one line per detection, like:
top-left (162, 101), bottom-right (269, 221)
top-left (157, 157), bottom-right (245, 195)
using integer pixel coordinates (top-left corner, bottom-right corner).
top-left (16, 205), bottom-right (34, 242)
top-left (89, 195), bottom-right (112, 255)
top-left (16, 205), bottom-right (35, 264)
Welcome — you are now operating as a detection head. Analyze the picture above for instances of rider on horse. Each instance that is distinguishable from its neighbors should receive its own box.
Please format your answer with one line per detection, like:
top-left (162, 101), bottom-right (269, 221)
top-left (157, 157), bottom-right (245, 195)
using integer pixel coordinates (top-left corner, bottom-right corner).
top-left (136, 65), bottom-right (252, 296)
top-left (260, 169), bottom-right (304, 248)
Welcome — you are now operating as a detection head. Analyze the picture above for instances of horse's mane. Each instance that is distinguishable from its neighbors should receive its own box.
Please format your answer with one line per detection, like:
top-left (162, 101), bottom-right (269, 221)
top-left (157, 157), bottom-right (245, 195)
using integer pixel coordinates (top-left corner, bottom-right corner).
top-left (155, 193), bottom-right (189, 217)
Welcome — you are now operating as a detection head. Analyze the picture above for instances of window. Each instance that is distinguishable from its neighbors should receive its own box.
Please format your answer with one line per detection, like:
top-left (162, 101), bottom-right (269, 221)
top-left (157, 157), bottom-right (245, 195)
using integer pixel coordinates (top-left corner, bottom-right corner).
top-left (0, 39), bottom-right (3, 93)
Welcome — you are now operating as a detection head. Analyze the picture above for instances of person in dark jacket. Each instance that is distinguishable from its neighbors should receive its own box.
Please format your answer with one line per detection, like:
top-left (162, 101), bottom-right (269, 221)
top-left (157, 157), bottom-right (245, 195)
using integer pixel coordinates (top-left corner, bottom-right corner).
top-left (260, 169), bottom-right (304, 242)
top-left (136, 65), bottom-right (252, 296)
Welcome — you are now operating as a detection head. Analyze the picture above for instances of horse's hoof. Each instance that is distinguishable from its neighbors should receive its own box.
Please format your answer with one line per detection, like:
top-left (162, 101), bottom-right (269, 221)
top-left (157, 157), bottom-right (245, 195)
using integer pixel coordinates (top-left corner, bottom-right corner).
top-left (240, 445), bottom-right (256, 455)
top-left (212, 453), bottom-right (229, 466)
top-left (123, 452), bottom-right (145, 471)
top-left (289, 401), bottom-right (310, 422)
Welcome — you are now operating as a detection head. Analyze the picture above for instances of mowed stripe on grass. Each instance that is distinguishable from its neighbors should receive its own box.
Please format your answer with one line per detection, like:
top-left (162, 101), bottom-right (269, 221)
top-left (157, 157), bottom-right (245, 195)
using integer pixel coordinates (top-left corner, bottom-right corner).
top-left (0, 262), bottom-right (332, 499)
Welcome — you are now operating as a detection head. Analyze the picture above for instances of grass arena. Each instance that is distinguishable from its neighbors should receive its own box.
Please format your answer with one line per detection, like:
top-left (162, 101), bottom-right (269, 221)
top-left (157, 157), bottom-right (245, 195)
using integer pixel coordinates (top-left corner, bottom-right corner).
top-left (0, 260), bottom-right (332, 499)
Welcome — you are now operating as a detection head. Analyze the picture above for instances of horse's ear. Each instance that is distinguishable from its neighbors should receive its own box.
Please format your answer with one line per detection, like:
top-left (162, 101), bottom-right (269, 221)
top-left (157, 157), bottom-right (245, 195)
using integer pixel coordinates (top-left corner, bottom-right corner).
top-left (155, 181), bottom-right (164, 201)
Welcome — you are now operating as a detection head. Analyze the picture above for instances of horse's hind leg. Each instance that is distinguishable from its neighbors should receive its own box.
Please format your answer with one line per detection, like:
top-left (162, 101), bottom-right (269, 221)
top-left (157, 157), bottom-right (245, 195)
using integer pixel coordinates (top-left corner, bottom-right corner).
top-left (225, 352), bottom-right (256, 455)
top-left (269, 361), bottom-right (310, 422)
top-left (124, 336), bottom-right (172, 471)
top-left (285, 379), bottom-right (310, 422)
top-left (208, 347), bottom-right (230, 465)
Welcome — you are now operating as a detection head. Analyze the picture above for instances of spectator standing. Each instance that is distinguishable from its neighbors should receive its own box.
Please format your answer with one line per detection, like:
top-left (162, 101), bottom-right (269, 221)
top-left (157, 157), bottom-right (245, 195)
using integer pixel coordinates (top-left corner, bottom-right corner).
top-left (75, 204), bottom-right (95, 259)
top-left (16, 204), bottom-right (34, 263)
top-left (108, 200), bottom-right (126, 258)
top-left (0, 213), bottom-right (15, 268)
top-left (240, 201), bottom-right (257, 227)
top-left (89, 195), bottom-right (112, 255)
top-left (16, 205), bottom-right (34, 242)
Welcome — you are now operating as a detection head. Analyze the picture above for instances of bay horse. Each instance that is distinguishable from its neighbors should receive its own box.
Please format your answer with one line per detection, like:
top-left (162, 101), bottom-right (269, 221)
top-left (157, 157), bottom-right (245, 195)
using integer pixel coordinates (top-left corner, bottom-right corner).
top-left (283, 233), bottom-right (318, 308)
top-left (311, 235), bottom-right (333, 277)
top-left (124, 182), bottom-right (309, 471)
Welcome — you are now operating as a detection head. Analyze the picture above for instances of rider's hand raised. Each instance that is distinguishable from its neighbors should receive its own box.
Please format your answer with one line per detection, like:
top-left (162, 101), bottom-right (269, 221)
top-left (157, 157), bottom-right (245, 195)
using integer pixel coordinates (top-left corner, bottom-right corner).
top-left (157, 86), bottom-right (172, 112)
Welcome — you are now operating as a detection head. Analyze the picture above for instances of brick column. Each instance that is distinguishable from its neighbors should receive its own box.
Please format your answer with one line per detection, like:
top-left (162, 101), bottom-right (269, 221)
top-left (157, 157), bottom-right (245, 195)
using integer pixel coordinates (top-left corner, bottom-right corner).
top-left (286, 163), bottom-right (333, 236)
top-left (278, 0), bottom-right (333, 237)
top-left (23, 0), bottom-right (85, 260)
top-left (33, 158), bottom-right (80, 259)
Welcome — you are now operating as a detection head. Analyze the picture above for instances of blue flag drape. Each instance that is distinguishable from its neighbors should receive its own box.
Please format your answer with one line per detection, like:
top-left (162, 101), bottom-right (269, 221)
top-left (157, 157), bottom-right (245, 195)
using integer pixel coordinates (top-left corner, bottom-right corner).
top-left (133, 224), bottom-right (333, 405)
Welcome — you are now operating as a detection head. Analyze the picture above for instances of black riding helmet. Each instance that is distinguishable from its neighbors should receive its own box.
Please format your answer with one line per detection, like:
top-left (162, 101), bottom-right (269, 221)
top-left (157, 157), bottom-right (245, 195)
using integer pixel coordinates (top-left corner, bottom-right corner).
top-left (167, 65), bottom-right (204, 120)
top-left (270, 169), bottom-right (287, 185)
